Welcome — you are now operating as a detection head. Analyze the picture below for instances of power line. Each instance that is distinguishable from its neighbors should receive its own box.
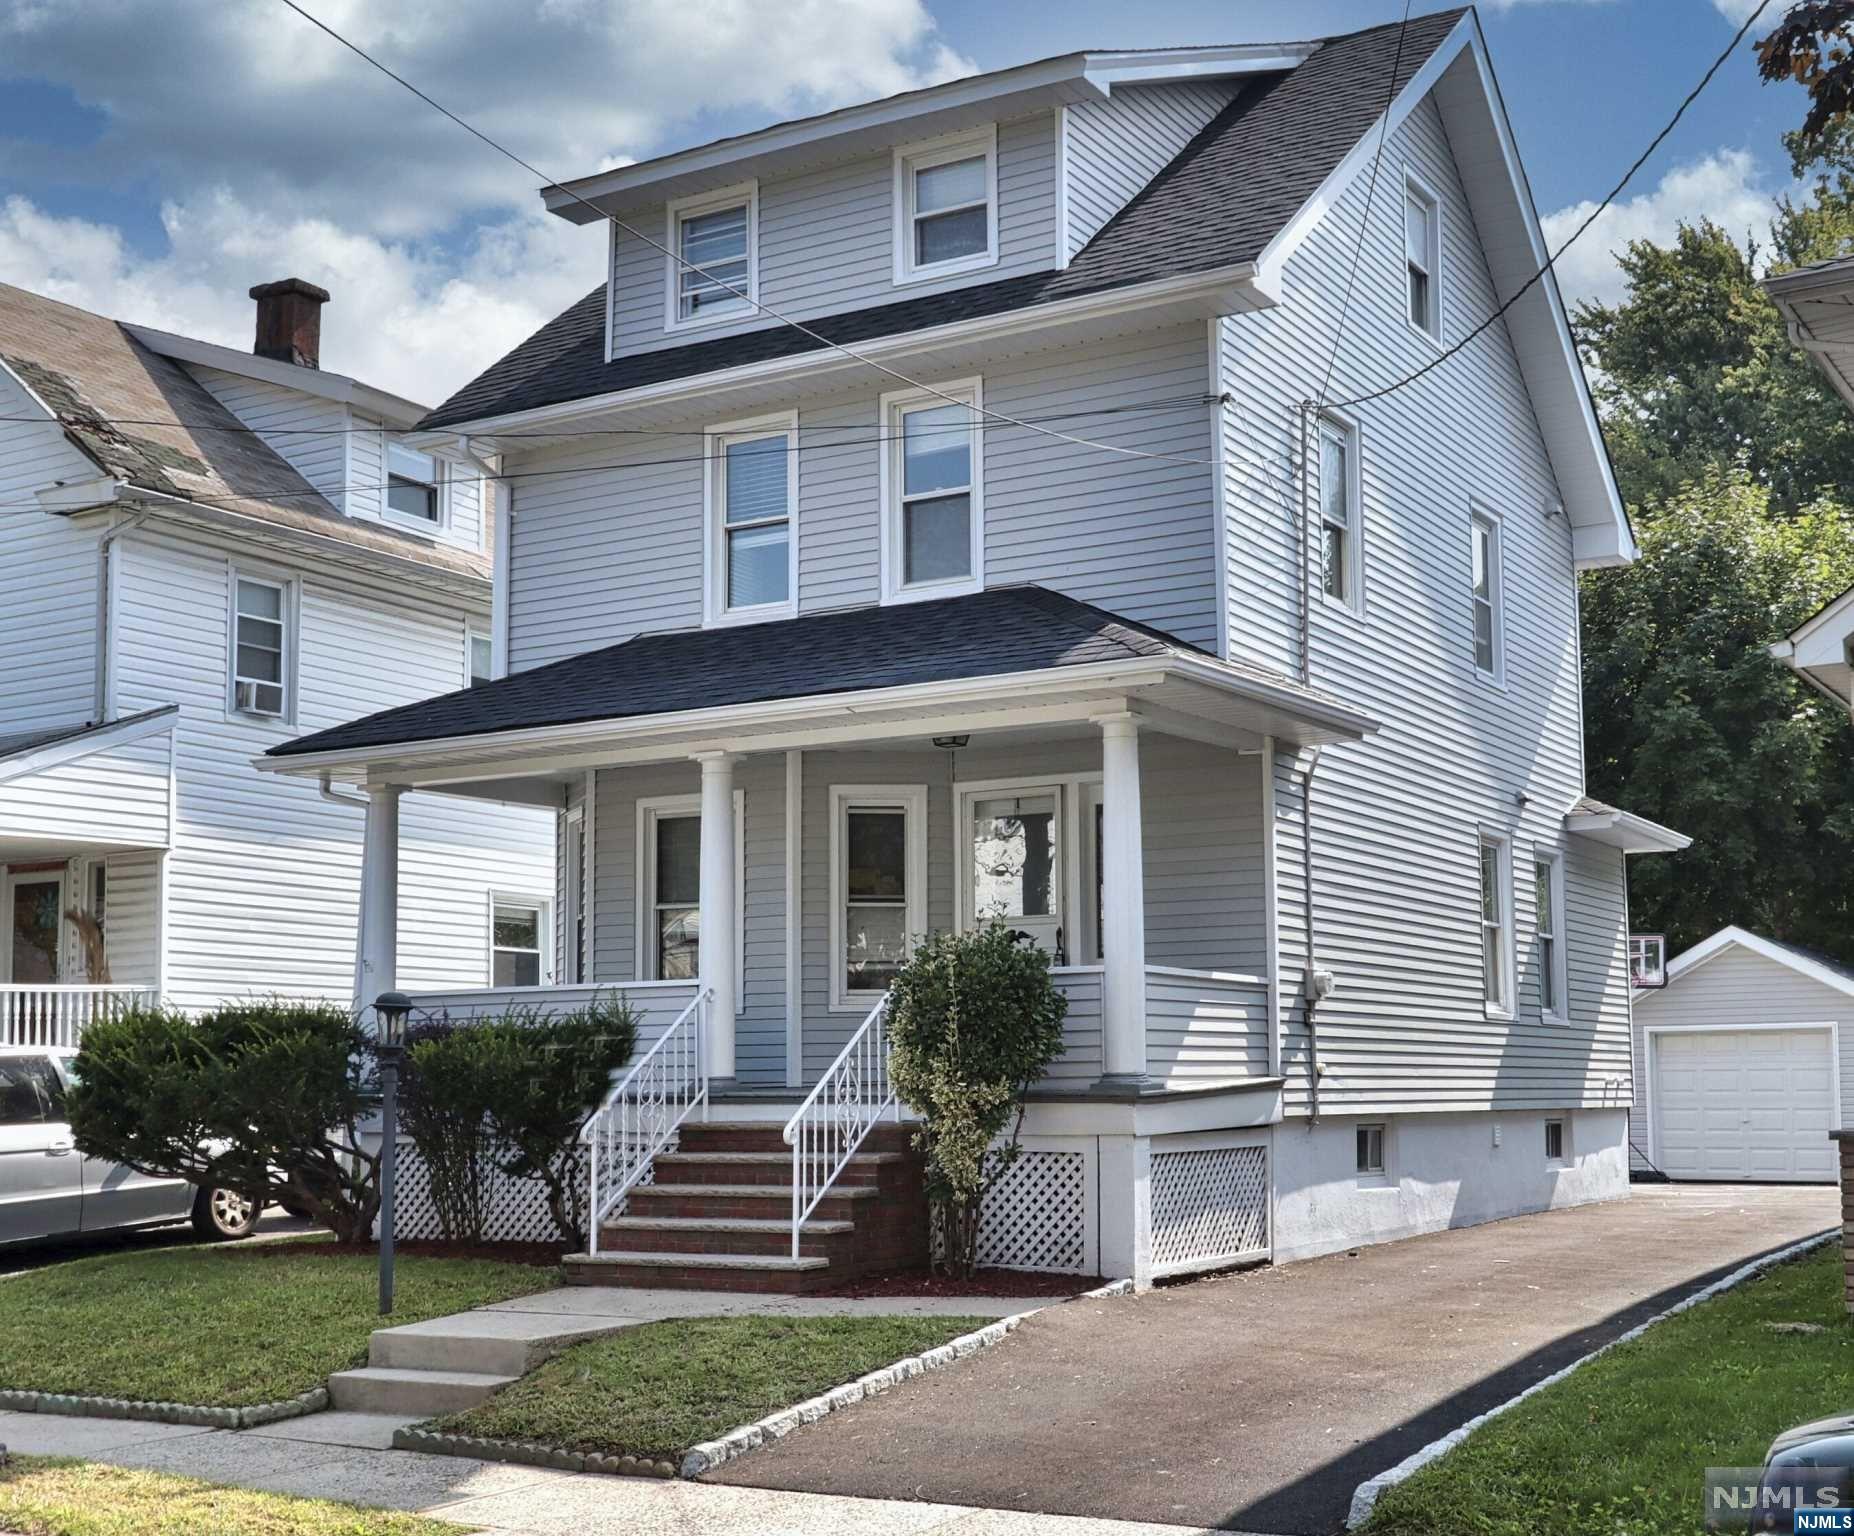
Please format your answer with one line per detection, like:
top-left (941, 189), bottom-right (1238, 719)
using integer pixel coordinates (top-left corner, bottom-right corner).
top-left (1321, 0), bottom-right (1776, 412)
top-left (274, 0), bottom-right (1216, 470)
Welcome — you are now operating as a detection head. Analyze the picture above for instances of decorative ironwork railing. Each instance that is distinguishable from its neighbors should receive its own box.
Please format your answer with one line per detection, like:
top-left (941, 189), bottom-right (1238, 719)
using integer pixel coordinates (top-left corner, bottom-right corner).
top-left (0, 985), bottom-right (157, 1050)
top-left (579, 987), bottom-right (710, 1254)
top-left (783, 990), bottom-right (897, 1260)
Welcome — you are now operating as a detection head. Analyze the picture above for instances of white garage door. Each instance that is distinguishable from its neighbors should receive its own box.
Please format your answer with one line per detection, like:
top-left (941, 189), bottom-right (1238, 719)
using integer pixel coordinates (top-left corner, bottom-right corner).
top-left (1653, 1028), bottom-right (1836, 1182)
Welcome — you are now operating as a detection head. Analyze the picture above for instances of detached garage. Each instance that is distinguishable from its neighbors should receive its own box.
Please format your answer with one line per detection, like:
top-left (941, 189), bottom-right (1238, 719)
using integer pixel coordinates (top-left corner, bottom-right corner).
top-left (1631, 927), bottom-right (1847, 1184)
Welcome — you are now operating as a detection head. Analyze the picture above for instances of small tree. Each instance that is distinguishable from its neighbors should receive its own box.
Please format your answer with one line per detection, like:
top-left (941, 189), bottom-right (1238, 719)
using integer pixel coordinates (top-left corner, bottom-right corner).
top-left (886, 924), bottom-right (1066, 1278)
top-left (400, 1019), bottom-right (500, 1244)
top-left (68, 999), bottom-right (382, 1243)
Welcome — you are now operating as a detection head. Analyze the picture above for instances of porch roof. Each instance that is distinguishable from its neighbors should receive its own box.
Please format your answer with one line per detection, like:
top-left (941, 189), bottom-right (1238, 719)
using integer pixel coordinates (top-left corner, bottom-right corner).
top-left (263, 587), bottom-right (1374, 777)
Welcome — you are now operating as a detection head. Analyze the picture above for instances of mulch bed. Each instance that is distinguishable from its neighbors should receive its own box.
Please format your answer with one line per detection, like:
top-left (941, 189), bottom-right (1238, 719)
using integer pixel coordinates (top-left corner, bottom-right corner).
top-left (816, 1267), bottom-right (1102, 1299)
top-left (228, 1239), bottom-right (570, 1267)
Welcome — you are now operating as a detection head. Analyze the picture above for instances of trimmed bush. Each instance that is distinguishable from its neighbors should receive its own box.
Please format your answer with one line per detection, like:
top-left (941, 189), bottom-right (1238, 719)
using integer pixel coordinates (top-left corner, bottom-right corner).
top-left (886, 924), bottom-right (1067, 1277)
top-left (400, 1019), bottom-right (499, 1243)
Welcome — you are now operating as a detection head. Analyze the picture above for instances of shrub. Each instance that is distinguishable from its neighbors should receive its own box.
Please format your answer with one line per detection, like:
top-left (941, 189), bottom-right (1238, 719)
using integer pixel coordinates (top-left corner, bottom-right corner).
top-left (68, 999), bottom-right (381, 1243)
top-left (886, 924), bottom-right (1067, 1278)
top-left (399, 1019), bottom-right (499, 1244)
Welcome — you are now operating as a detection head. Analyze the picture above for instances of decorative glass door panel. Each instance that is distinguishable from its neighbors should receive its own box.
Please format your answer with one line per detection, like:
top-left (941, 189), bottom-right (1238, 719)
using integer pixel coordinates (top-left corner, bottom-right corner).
top-left (968, 789), bottom-right (1062, 956)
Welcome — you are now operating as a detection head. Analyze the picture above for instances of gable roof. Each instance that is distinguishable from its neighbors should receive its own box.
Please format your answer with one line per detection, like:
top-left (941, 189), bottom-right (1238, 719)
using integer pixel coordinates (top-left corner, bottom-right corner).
top-left (0, 706), bottom-right (177, 789)
top-left (266, 584), bottom-right (1369, 761)
top-left (418, 11), bottom-right (1465, 432)
top-left (1666, 924), bottom-right (1854, 1002)
top-left (0, 281), bottom-right (487, 584)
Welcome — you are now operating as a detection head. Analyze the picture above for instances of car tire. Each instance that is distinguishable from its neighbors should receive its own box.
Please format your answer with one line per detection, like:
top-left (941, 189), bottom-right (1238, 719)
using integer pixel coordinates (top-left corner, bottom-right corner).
top-left (192, 1185), bottom-right (258, 1241)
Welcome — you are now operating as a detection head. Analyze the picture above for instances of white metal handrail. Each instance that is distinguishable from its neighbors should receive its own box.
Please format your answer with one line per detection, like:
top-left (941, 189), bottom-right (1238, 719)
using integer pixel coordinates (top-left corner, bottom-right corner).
top-left (578, 987), bottom-right (710, 1255)
top-left (783, 990), bottom-right (899, 1260)
top-left (0, 985), bottom-right (157, 1050)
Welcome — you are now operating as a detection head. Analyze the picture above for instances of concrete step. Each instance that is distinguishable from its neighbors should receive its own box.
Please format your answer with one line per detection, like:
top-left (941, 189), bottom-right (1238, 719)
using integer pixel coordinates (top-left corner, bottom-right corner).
top-left (327, 1365), bottom-right (518, 1416)
top-left (562, 1250), bottom-right (834, 1294)
top-left (369, 1310), bottom-right (626, 1377)
top-left (600, 1214), bottom-right (854, 1258)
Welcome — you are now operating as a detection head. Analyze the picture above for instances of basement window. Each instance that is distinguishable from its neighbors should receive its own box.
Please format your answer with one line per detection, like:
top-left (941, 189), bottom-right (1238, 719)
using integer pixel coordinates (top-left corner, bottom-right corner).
top-left (1545, 1118), bottom-right (1566, 1163)
top-left (1356, 1122), bottom-right (1387, 1178)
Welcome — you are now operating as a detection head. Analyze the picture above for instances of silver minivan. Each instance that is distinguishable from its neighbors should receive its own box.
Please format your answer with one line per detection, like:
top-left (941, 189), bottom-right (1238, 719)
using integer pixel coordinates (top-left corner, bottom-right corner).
top-left (0, 1050), bottom-right (256, 1245)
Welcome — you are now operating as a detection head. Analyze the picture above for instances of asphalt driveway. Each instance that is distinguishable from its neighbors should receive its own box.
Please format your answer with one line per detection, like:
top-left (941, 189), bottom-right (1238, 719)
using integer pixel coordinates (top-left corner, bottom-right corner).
top-left (707, 1184), bottom-right (1838, 1533)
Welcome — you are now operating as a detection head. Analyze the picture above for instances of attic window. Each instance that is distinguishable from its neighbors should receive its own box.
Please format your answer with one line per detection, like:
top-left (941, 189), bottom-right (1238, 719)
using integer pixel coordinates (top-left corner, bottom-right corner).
top-left (386, 442), bottom-right (442, 523)
top-left (1403, 173), bottom-right (1441, 341)
top-left (894, 127), bottom-right (998, 284)
top-left (669, 183), bottom-right (757, 329)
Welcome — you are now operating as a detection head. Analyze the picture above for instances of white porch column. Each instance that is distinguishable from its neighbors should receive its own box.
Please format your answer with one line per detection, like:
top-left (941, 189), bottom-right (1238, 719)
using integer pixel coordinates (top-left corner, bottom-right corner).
top-left (695, 751), bottom-right (739, 1086)
top-left (1099, 713), bottom-right (1148, 1085)
top-left (358, 783), bottom-right (403, 1021)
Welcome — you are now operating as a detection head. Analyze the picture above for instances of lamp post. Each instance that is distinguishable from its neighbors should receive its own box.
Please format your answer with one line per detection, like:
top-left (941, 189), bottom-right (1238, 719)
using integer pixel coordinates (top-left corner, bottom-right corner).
top-left (374, 991), bottom-right (412, 1318)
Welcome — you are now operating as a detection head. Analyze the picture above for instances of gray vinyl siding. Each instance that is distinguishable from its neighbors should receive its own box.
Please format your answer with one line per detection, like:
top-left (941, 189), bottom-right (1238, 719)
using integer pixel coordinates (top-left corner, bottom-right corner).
top-left (504, 322), bottom-right (1218, 669)
top-left (608, 113), bottom-right (1058, 360)
top-left (1630, 946), bottom-right (1854, 1167)
top-left (1235, 97), bottom-right (1621, 1117)
top-left (1061, 83), bottom-right (1236, 260)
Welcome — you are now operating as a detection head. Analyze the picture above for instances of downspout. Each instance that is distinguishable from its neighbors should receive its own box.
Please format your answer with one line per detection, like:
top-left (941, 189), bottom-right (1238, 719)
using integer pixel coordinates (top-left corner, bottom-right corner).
top-left (319, 773), bottom-right (368, 810)
top-left (93, 510), bottom-right (151, 721)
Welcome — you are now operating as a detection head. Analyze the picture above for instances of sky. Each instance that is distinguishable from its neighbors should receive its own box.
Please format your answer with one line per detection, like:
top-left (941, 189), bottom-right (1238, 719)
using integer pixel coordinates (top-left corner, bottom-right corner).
top-left (0, 0), bottom-right (1808, 407)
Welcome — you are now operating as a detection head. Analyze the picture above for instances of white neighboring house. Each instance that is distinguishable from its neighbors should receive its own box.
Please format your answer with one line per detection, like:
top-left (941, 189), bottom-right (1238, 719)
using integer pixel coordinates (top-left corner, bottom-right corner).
top-left (0, 278), bottom-right (555, 1037)
top-left (263, 11), bottom-right (1687, 1287)
top-left (1631, 926), bottom-right (1849, 1184)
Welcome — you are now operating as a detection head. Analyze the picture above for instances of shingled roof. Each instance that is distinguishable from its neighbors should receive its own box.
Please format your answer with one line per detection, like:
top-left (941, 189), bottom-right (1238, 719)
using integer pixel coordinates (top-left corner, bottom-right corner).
top-left (0, 282), bottom-right (488, 581)
top-left (267, 584), bottom-right (1345, 759)
top-left (419, 10), bottom-right (1464, 431)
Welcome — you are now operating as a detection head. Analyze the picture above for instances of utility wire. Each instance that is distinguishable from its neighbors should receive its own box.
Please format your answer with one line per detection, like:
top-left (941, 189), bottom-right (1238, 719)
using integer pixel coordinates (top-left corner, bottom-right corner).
top-left (274, 0), bottom-right (1215, 469)
top-left (1321, 0), bottom-right (1775, 412)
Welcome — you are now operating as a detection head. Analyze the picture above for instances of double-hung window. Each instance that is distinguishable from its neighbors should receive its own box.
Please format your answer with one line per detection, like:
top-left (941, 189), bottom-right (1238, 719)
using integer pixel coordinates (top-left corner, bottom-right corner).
top-left (830, 786), bottom-right (926, 1009)
top-left (491, 899), bottom-right (547, 987)
top-left (1535, 851), bottom-right (1567, 1022)
top-left (881, 380), bottom-right (983, 603)
top-left (1318, 414), bottom-right (1362, 609)
top-left (705, 415), bottom-right (796, 622)
top-left (467, 630), bottom-right (493, 687)
top-left (231, 573), bottom-right (288, 718)
top-left (1470, 510), bottom-right (1504, 681)
top-left (386, 442), bottom-right (442, 524)
top-left (894, 127), bottom-right (997, 282)
top-left (1404, 174), bottom-right (1441, 339)
top-left (668, 184), bottom-right (756, 329)
top-left (1479, 832), bottom-right (1513, 1016)
top-left (636, 795), bottom-right (745, 1002)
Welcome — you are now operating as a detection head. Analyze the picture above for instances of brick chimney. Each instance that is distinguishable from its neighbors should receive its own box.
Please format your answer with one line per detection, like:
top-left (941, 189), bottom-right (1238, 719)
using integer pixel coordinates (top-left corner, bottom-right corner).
top-left (248, 278), bottom-right (331, 369)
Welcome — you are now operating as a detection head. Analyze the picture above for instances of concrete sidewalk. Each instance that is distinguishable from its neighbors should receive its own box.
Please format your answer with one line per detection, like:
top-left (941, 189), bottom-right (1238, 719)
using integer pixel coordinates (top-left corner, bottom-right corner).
top-left (0, 1407), bottom-right (1225, 1535)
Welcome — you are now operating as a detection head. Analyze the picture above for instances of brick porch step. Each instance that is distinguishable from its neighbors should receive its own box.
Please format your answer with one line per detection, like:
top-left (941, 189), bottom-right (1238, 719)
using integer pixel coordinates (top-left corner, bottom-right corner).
top-left (599, 1214), bottom-right (856, 1259)
top-left (676, 1120), bottom-right (913, 1155)
top-left (561, 1250), bottom-right (834, 1294)
top-left (649, 1150), bottom-right (902, 1188)
top-left (626, 1182), bottom-right (878, 1222)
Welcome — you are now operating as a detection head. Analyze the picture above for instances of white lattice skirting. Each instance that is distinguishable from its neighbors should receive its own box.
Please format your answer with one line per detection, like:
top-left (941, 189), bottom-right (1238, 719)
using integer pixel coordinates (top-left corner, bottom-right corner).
top-left (973, 1148), bottom-right (1092, 1274)
top-left (1149, 1140), bottom-right (1269, 1277)
top-left (371, 1138), bottom-right (619, 1245)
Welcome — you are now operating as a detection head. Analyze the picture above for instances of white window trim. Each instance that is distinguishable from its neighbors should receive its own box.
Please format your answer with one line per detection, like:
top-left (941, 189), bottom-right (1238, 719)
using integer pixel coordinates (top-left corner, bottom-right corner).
top-left (1316, 409), bottom-right (1364, 615)
top-left (634, 792), bottom-right (746, 1010)
top-left (1356, 1120), bottom-right (1392, 1188)
top-left (0, 868), bottom-right (66, 984)
top-left (487, 890), bottom-right (553, 988)
top-left (664, 180), bottom-right (759, 335)
top-left (1478, 829), bottom-right (1516, 1020)
top-left (226, 565), bottom-right (298, 725)
top-left (562, 804), bottom-right (586, 987)
top-left (892, 125), bottom-right (1000, 286)
top-left (1470, 505), bottom-right (1506, 687)
top-left (829, 784), bottom-right (927, 1012)
top-left (382, 444), bottom-right (451, 535)
top-left (1402, 167), bottom-right (1442, 345)
top-left (878, 376), bottom-right (985, 605)
top-left (1534, 846), bottom-right (1568, 1025)
top-left (703, 409), bottom-right (799, 626)
top-left (466, 626), bottom-right (494, 687)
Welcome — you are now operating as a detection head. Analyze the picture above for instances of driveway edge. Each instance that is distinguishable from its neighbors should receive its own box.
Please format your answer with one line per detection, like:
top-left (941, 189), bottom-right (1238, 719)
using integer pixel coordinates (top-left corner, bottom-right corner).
top-left (1344, 1229), bottom-right (1837, 1529)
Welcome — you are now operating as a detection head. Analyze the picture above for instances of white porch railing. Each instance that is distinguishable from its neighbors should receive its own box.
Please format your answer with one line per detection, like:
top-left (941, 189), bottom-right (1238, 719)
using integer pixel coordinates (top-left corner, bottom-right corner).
top-left (0, 985), bottom-right (157, 1050)
top-left (783, 990), bottom-right (898, 1260)
top-left (579, 987), bottom-right (710, 1255)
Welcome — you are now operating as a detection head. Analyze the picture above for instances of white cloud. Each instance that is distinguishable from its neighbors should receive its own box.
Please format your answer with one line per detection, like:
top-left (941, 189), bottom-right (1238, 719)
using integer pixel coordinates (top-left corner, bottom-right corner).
top-left (1540, 149), bottom-right (1780, 309)
top-left (0, 0), bottom-right (974, 406)
top-left (1712, 0), bottom-right (1766, 22)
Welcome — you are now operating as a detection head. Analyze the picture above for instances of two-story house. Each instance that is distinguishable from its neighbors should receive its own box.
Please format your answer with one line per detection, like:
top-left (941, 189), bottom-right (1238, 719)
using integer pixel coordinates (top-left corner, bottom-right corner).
top-left (0, 279), bottom-right (554, 1036)
top-left (264, 9), bottom-right (1684, 1288)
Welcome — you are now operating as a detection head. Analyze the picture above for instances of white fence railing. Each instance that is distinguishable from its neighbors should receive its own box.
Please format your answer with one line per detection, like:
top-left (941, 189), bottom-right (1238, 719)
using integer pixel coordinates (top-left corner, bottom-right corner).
top-left (783, 990), bottom-right (897, 1260)
top-left (579, 987), bottom-right (710, 1255)
top-left (0, 985), bottom-right (157, 1049)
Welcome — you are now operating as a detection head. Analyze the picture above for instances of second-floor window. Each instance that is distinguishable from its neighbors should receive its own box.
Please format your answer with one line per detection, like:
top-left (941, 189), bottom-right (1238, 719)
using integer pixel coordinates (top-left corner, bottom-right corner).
top-left (1404, 173), bottom-right (1441, 340)
top-left (467, 630), bottom-right (493, 687)
top-left (1480, 831), bottom-right (1513, 1017)
top-left (1470, 509), bottom-right (1504, 681)
top-left (881, 380), bottom-right (984, 604)
top-left (669, 183), bottom-right (757, 329)
top-left (1318, 414), bottom-right (1361, 609)
top-left (706, 415), bottom-right (796, 623)
top-left (894, 127), bottom-right (998, 282)
top-left (231, 573), bottom-right (289, 719)
top-left (386, 443), bottom-right (442, 524)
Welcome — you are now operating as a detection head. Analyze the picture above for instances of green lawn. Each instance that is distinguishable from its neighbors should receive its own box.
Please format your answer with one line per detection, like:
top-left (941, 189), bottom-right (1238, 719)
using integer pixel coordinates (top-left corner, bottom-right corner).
top-left (431, 1313), bottom-right (991, 1459)
top-left (1364, 1245), bottom-right (1854, 1536)
top-left (0, 1242), bottom-right (554, 1407)
top-left (0, 1456), bottom-right (458, 1536)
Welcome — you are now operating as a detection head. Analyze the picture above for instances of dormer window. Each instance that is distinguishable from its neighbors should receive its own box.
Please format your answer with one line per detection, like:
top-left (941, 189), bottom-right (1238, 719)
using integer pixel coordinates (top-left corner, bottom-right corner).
top-left (894, 127), bottom-right (998, 284)
top-left (386, 443), bottom-right (442, 524)
top-left (668, 183), bottom-right (757, 330)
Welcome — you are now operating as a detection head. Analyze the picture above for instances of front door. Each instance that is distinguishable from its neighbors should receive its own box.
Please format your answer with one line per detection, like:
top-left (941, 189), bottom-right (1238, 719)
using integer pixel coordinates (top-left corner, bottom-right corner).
top-left (6, 872), bottom-right (62, 985)
top-left (965, 786), bottom-right (1064, 958)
